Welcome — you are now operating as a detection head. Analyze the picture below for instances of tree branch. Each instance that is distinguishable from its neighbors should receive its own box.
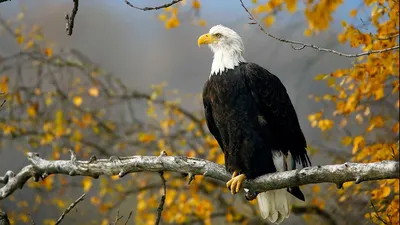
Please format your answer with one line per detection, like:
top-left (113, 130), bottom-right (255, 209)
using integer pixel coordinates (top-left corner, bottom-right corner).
top-left (0, 211), bottom-right (10, 225)
top-left (65, 0), bottom-right (79, 36)
top-left (239, 0), bottom-right (399, 58)
top-left (124, 0), bottom-right (182, 11)
top-left (0, 152), bottom-right (398, 201)
top-left (55, 193), bottom-right (86, 225)
top-left (156, 151), bottom-right (168, 225)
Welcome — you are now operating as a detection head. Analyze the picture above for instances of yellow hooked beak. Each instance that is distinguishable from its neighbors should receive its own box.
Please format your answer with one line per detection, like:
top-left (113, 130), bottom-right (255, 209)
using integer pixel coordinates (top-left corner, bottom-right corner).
top-left (197, 33), bottom-right (218, 47)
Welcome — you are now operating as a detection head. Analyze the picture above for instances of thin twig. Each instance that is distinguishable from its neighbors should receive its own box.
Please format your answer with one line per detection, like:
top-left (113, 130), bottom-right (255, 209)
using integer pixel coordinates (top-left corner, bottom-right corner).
top-left (374, 33), bottom-right (400, 40)
top-left (28, 214), bottom-right (35, 225)
top-left (124, 0), bottom-right (182, 11)
top-left (112, 211), bottom-right (123, 225)
top-left (65, 0), bottom-right (79, 36)
top-left (370, 200), bottom-right (389, 225)
top-left (155, 151), bottom-right (168, 225)
top-left (238, 0), bottom-right (399, 58)
top-left (55, 193), bottom-right (86, 225)
top-left (124, 211), bottom-right (133, 225)
top-left (155, 171), bottom-right (167, 225)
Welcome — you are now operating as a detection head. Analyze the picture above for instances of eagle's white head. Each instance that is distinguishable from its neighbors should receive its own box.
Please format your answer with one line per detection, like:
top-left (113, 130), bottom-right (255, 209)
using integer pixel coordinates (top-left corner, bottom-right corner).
top-left (198, 25), bottom-right (246, 76)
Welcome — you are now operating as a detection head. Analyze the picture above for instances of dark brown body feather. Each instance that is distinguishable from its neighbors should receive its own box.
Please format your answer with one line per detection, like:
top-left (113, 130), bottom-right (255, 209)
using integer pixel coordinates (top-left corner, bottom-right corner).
top-left (202, 62), bottom-right (310, 200)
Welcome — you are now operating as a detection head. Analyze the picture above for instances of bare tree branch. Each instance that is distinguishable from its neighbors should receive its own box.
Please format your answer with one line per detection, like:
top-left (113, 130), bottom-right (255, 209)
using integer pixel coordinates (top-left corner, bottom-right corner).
top-left (239, 0), bottom-right (399, 58)
top-left (0, 152), bottom-right (398, 201)
top-left (124, 0), bottom-right (182, 11)
top-left (55, 193), bottom-right (86, 225)
top-left (156, 151), bottom-right (168, 225)
top-left (28, 214), bottom-right (35, 225)
top-left (65, 0), bottom-right (79, 36)
top-left (124, 211), bottom-right (133, 225)
top-left (0, 211), bottom-right (10, 225)
top-left (112, 211), bottom-right (123, 225)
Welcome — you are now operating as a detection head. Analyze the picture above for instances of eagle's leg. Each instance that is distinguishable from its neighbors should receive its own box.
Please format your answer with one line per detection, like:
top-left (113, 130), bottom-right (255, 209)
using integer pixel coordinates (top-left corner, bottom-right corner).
top-left (226, 171), bottom-right (246, 195)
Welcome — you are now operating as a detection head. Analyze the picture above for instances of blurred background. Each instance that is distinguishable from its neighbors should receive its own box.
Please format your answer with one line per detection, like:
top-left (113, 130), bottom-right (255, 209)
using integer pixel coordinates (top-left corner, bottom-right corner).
top-left (0, 0), bottom-right (398, 224)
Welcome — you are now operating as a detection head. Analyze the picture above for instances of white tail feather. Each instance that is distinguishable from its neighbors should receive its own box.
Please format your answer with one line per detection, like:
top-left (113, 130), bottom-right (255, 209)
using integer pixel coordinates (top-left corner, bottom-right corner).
top-left (257, 189), bottom-right (290, 224)
top-left (256, 151), bottom-right (291, 224)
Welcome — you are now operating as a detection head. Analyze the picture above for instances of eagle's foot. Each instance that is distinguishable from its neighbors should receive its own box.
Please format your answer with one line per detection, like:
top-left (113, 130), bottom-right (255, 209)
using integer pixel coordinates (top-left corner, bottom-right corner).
top-left (226, 172), bottom-right (246, 195)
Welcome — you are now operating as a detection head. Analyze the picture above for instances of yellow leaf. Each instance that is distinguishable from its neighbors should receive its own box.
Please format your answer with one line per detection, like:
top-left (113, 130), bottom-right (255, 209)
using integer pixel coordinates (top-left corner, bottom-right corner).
top-left (35, 195), bottom-right (42, 204)
top-left (350, 9), bottom-right (357, 17)
top-left (327, 77), bottom-right (336, 87)
top-left (54, 199), bottom-right (66, 209)
top-left (23, 40), bottom-right (34, 50)
top-left (342, 136), bottom-right (352, 146)
top-left (44, 48), bottom-right (52, 57)
top-left (343, 182), bottom-right (353, 189)
top-left (138, 133), bottom-right (156, 143)
top-left (187, 122), bottom-right (196, 132)
top-left (216, 153), bottom-right (225, 164)
top-left (392, 122), bottom-right (399, 133)
top-left (88, 87), bottom-right (99, 97)
top-left (198, 19), bottom-right (207, 27)
top-left (263, 15), bottom-right (275, 27)
top-left (73, 96), bottom-right (83, 106)
top-left (352, 136), bottom-right (365, 154)
top-left (16, 35), bottom-right (24, 45)
top-left (226, 213), bottom-right (233, 223)
top-left (374, 88), bottom-right (384, 100)
top-left (318, 119), bottom-right (334, 131)
top-left (101, 219), bottom-right (109, 225)
top-left (304, 29), bottom-right (312, 37)
top-left (45, 93), bottom-right (53, 105)
top-left (158, 13), bottom-right (167, 21)
top-left (312, 185), bottom-right (320, 193)
top-left (314, 74), bottom-right (328, 80)
top-left (165, 16), bottom-right (180, 29)
top-left (381, 186), bottom-right (391, 198)
top-left (27, 103), bottom-right (38, 118)
top-left (91, 196), bottom-right (101, 205)
top-left (192, 0), bottom-right (201, 9)
top-left (44, 219), bottom-right (57, 225)
top-left (285, 0), bottom-right (296, 12)
top-left (82, 177), bottom-right (92, 192)
top-left (0, 76), bottom-right (8, 93)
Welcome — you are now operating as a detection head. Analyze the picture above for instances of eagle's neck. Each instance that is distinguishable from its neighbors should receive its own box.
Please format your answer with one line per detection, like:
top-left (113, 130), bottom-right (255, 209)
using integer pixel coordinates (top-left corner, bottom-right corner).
top-left (210, 49), bottom-right (246, 76)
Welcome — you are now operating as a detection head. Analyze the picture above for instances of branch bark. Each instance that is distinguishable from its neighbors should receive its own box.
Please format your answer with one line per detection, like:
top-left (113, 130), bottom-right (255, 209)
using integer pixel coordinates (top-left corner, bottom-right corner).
top-left (124, 0), bottom-right (182, 11)
top-left (0, 152), bottom-right (399, 201)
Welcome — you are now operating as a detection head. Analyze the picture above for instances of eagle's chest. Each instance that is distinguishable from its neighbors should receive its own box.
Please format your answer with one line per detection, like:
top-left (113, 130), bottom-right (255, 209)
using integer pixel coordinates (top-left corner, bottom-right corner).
top-left (206, 73), bottom-right (247, 105)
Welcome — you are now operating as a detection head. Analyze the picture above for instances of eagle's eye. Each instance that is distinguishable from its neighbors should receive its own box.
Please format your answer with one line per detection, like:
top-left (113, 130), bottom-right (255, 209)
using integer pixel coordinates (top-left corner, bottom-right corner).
top-left (214, 33), bottom-right (222, 38)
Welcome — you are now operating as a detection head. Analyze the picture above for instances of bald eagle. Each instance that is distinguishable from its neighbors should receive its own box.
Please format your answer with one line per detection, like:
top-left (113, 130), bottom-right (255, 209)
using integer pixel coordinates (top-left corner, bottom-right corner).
top-left (197, 25), bottom-right (311, 224)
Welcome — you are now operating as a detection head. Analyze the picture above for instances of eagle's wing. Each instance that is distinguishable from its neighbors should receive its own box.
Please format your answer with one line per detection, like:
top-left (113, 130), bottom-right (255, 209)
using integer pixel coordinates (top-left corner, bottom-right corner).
top-left (243, 63), bottom-right (311, 167)
top-left (202, 82), bottom-right (225, 152)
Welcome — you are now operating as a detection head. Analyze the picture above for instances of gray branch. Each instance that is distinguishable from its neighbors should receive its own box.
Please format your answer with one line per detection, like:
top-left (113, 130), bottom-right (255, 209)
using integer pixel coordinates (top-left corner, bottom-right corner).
top-left (0, 152), bottom-right (399, 200)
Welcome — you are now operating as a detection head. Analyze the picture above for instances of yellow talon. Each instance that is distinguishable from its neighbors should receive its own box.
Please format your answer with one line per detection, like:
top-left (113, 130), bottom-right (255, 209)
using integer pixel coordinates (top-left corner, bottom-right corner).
top-left (226, 172), bottom-right (246, 195)
top-left (226, 171), bottom-right (238, 189)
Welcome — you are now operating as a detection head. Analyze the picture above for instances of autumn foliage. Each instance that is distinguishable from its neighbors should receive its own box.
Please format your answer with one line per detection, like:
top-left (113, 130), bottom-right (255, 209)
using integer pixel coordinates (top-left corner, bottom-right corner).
top-left (0, 0), bottom-right (399, 224)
